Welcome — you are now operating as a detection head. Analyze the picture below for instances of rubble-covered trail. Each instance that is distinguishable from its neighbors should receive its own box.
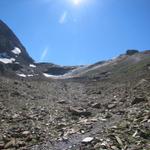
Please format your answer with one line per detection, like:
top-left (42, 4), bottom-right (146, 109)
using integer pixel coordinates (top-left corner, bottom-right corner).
top-left (0, 75), bottom-right (150, 150)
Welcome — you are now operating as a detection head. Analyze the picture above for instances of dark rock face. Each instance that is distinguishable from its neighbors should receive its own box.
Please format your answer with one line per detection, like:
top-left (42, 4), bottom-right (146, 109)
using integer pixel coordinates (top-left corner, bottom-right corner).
top-left (126, 50), bottom-right (139, 55)
top-left (131, 97), bottom-right (148, 105)
top-left (0, 63), bottom-right (22, 73)
top-left (45, 66), bottom-right (75, 75)
top-left (0, 20), bottom-right (33, 64)
top-left (68, 106), bottom-right (92, 117)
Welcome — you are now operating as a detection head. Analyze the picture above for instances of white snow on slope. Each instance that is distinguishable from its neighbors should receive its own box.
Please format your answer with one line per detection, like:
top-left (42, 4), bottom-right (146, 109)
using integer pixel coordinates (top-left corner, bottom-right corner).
top-left (43, 73), bottom-right (57, 78)
top-left (17, 74), bottom-right (26, 78)
top-left (27, 74), bottom-right (34, 77)
top-left (0, 58), bottom-right (15, 64)
top-left (43, 73), bottom-right (65, 79)
top-left (29, 64), bottom-right (36, 68)
top-left (43, 65), bottom-right (89, 79)
top-left (17, 74), bottom-right (38, 78)
top-left (12, 47), bottom-right (21, 55)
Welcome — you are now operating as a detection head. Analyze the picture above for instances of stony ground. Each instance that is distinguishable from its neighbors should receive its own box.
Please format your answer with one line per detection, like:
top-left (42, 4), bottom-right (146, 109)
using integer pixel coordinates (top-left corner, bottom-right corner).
top-left (0, 52), bottom-right (150, 150)
top-left (0, 68), bottom-right (150, 150)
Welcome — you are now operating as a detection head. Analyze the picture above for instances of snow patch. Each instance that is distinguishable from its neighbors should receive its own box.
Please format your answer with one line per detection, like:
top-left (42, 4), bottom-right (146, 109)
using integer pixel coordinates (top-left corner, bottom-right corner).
top-left (17, 74), bottom-right (37, 78)
top-left (27, 74), bottom-right (34, 77)
top-left (29, 64), bottom-right (36, 68)
top-left (12, 47), bottom-right (21, 55)
top-left (0, 58), bottom-right (15, 64)
top-left (43, 73), bottom-right (78, 79)
top-left (43, 73), bottom-right (55, 78)
top-left (17, 74), bottom-right (26, 78)
top-left (43, 73), bottom-right (64, 79)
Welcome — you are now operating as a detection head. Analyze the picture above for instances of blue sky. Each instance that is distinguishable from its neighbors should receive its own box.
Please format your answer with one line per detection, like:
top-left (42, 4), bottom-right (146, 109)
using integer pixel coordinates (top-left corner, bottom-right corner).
top-left (0, 0), bottom-right (150, 65)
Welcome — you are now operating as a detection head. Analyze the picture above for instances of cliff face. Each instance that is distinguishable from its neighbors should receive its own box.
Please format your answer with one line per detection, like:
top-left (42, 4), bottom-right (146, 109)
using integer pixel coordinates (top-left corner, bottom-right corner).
top-left (0, 20), bottom-right (33, 64)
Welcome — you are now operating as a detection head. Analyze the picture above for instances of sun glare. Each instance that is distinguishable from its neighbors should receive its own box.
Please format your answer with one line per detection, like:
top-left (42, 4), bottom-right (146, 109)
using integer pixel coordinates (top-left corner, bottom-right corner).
top-left (73, 0), bottom-right (81, 5)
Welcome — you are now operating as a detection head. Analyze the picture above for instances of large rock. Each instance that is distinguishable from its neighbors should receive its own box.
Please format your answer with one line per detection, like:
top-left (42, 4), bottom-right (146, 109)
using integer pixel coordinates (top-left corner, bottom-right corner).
top-left (4, 138), bottom-right (16, 149)
top-left (131, 97), bottom-right (148, 105)
top-left (82, 137), bottom-right (94, 143)
top-left (68, 106), bottom-right (92, 117)
top-left (126, 50), bottom-right (139, 55)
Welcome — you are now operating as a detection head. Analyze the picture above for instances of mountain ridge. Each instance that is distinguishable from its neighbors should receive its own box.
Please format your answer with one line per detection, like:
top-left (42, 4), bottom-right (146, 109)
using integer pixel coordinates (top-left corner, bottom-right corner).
top-left (0, 20), bottom-right (33, 64)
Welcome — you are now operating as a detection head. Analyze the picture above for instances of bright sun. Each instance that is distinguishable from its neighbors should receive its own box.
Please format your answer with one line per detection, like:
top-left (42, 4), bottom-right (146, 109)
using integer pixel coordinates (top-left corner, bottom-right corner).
top-left (73, 0), bottom-right (81, 5)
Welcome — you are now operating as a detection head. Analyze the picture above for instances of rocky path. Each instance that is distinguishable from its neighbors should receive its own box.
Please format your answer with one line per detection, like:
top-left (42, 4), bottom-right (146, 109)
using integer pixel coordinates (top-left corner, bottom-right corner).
top-left (0, 76), bottom-right (150, 150)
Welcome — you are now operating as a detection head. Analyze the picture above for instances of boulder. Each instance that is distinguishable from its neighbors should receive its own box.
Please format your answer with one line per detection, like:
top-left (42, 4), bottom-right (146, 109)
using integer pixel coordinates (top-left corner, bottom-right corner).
top-left (4, 138), bottom-right (16, 149)
top-left (82, 137), bottom-right (94, 143)
top-left (68, 106), bottom-right (92, 117)
top-left (126, 50), bottom-right (139, 55)
top-left (91, 102), bottom-right (101, 109)
top-left (131, 97), bottom-right (148, 105)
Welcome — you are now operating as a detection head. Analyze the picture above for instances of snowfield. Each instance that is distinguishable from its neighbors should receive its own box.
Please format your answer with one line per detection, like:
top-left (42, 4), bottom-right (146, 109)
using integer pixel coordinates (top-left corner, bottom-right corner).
top-left (17, 74), bottom-right (37, 78)
top-left (29, 64), bottom-right (36, 68)
top-left (0, 58), bottom-right (15, 64)
top-left (12, 47), bottom-right (21, 55)
top-left (17, 74), bottom-right (27, 77)
top-left (43, 73), bottom-right (65, 79)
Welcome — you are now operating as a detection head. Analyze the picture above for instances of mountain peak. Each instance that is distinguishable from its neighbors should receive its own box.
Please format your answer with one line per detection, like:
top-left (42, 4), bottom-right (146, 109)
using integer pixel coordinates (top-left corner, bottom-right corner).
top-left (0, 20), bottom-right (33, 64)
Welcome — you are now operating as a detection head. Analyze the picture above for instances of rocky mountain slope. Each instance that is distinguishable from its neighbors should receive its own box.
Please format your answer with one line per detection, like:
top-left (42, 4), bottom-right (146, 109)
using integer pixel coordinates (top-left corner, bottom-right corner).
top-left (0, 20), bottom-right (76, 78)
top-left (0, 20), bottom-right (150, 150)
top-left (0, 20), bottom-right (33, 64)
